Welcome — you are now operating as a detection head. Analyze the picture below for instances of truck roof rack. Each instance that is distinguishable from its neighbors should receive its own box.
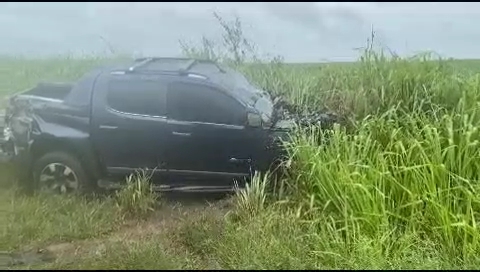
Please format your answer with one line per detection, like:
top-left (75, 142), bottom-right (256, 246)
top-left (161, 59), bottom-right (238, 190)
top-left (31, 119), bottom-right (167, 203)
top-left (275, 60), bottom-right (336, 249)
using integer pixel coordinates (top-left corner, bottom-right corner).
top-left (128, 57), bottom-right (225, 74)
top-left (128, 57), bottom-right (155, 72)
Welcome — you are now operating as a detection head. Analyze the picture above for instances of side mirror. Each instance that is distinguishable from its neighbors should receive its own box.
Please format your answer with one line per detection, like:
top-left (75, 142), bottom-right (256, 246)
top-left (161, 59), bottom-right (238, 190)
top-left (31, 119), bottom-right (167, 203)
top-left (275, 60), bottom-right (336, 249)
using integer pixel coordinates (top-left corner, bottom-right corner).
top-left (246, 112), bottom-right (262, 128)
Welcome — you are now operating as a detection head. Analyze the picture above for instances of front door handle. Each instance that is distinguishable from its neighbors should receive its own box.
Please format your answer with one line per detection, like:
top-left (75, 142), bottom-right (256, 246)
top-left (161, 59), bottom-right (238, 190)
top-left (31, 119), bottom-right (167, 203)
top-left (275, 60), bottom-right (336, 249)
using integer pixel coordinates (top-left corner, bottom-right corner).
top-left (172, 131), bottom-right (191, 137)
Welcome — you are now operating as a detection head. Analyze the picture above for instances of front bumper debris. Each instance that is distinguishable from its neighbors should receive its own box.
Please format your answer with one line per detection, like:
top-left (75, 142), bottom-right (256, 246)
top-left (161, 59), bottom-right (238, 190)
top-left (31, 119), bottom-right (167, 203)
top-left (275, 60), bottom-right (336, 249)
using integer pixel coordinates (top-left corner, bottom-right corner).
top-left (0, 114), bottom-right (13, 163)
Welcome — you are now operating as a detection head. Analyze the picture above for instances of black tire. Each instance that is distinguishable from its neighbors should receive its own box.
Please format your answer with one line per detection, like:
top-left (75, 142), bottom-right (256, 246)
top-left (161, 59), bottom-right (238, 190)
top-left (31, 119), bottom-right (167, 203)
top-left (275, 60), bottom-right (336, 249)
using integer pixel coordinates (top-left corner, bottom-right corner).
top-left (32, 151), bottom-right (95, 194)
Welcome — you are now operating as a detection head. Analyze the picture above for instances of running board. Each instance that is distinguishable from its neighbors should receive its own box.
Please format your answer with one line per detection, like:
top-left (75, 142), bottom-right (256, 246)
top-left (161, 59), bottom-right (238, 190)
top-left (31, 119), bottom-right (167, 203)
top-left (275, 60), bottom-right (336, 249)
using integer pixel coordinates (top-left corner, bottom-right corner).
top-left (98, 179), bottom-right (239, 193)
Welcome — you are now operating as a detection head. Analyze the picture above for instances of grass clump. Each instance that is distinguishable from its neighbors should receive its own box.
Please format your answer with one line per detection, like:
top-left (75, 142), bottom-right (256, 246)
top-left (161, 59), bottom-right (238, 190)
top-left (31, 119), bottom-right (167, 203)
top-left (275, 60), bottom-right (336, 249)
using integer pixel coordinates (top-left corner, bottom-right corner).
top-left (114, 170), bottom-right (159, 219)
top-left (230, 172), bottom-right (270, 220)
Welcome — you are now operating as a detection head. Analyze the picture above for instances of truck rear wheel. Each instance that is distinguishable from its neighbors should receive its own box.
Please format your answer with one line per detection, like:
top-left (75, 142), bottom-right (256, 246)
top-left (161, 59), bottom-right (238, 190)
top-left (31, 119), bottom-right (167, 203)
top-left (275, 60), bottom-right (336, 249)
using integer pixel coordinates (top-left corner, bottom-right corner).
top-left (32, 151), bottom-right (94, 194)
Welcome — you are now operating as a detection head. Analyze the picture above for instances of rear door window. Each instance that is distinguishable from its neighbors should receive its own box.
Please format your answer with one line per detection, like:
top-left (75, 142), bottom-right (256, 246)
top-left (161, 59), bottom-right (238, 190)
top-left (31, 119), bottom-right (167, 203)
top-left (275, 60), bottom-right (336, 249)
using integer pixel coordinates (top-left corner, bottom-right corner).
top-left (106, 76), bottom-right (166, 116)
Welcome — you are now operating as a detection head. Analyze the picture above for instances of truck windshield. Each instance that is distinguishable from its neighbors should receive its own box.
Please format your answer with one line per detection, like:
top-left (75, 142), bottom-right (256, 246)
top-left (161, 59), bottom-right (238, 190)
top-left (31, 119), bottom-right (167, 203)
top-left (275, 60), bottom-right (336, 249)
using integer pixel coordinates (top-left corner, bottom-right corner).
top-left (254, 95), bottom-right (274, 126)
top-left (217, 66), bottom-right (274, 126)
top-left (234, 84), bottom-right (273, 126)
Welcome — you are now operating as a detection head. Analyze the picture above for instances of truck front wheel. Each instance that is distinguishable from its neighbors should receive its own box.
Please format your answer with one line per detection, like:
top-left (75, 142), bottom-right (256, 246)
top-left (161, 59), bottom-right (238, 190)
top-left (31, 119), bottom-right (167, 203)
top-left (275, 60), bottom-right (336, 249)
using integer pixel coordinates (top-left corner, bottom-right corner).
top-left (32, 151), bottom-right (93, 194)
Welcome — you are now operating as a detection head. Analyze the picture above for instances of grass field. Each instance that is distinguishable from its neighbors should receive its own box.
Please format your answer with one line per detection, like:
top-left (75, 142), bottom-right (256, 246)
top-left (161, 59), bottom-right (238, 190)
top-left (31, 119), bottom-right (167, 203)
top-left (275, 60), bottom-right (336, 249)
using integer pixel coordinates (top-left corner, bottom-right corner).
top-left (3, 16), bottom-right (480, 269)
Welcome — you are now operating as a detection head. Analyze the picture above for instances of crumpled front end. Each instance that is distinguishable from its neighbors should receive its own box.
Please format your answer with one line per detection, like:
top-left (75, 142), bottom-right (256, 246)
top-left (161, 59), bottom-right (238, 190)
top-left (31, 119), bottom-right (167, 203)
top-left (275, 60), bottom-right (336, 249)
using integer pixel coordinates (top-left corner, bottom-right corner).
top-left (0, 110), bottom-right (14, 163)
top-left (0, 99), bottom-right (37, 191)
top-left (265, 96), bottom-right (344, 162)
top-left (272, 96), bottom-right (343, 129)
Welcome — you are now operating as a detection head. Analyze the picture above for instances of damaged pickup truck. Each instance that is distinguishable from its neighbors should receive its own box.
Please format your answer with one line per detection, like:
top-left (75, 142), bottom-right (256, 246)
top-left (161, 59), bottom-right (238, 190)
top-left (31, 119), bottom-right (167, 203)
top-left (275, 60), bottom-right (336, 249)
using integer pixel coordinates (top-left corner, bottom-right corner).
top-left (1, 57), bottom-right (337, 194)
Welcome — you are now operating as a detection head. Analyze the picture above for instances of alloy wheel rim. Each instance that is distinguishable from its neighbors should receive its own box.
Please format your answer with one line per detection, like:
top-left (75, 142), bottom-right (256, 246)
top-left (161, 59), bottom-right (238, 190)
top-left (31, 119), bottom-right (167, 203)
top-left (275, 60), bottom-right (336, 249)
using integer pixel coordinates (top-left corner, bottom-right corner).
top-left (39, 163), bottom-right (79, 194)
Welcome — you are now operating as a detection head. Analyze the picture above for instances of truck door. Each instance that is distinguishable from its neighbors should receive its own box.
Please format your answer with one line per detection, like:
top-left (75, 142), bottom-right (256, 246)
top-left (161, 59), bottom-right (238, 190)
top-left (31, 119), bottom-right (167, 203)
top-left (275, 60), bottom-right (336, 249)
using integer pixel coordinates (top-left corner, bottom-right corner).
top-left (166, 81), bottom-right (261, 187)
top-left (90, 73), bottom-right (169, 181)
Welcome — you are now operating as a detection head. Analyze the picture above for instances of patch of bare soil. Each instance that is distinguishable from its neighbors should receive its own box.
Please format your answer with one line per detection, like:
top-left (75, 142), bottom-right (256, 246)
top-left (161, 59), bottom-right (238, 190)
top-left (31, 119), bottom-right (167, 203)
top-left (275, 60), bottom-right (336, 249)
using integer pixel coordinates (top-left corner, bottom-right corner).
top-left (6, 192), bottom-right (232, 269)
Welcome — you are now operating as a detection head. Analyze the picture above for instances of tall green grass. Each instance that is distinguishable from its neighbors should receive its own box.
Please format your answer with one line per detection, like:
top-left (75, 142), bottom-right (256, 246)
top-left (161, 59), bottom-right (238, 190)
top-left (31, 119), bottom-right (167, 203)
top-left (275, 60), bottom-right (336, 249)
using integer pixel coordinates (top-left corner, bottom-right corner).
top-left (224, 49), bottom-right (480, 268)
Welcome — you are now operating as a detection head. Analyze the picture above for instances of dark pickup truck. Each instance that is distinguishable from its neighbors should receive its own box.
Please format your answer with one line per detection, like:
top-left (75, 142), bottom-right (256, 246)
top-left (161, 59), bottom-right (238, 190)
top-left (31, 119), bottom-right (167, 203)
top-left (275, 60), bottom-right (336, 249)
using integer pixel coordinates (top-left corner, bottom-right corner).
top-left (1, 58), bottom-right (306, 194)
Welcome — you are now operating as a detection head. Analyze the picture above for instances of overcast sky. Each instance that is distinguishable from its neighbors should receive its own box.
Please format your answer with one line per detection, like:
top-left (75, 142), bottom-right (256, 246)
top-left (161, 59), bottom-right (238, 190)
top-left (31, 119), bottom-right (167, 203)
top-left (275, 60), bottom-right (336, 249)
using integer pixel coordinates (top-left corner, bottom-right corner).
top-left (0, 2), bottom-right (479, 62)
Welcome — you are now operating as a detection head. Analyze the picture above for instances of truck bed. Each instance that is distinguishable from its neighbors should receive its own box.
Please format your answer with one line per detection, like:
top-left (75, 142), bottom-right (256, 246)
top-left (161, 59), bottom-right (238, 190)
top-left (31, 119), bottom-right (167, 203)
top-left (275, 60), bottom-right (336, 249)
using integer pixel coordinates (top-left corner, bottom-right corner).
top-left (20, 82), bottom-right (73, 101)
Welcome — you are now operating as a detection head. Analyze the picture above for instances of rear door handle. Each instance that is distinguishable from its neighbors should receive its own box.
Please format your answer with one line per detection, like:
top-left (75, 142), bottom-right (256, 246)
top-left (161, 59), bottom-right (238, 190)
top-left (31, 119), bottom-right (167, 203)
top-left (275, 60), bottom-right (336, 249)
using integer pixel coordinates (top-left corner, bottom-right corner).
top-left (99, 125), bottom-right (118, 130)
top-left (172, 131), bottom-right (191, 137)
top-left (229, 158), bottom-right (252, 164)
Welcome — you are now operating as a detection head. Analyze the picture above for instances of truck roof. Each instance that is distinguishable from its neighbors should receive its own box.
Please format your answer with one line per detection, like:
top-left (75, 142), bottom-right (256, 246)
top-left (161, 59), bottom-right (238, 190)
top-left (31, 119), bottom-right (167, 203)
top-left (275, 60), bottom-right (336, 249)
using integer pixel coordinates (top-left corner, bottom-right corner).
top-left (111, 58), bottom-right (248, 88)
top-left (112, 57), bottom-right (264, 106)
top-left (65, 57), bottom-right (265, 108)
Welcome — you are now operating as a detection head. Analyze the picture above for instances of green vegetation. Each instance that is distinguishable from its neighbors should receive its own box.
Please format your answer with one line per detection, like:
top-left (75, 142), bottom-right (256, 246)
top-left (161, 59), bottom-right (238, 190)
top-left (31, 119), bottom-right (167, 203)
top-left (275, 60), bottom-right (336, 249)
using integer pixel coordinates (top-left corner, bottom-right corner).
top-left (2, 14), bottom-right (480, 269)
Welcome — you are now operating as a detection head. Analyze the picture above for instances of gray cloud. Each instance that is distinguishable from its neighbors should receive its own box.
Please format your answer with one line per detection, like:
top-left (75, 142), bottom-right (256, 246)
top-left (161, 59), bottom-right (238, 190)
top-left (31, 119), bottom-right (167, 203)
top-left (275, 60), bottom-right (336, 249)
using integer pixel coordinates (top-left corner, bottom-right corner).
top-left (0, 3), bottom-right (479, 62)
top-left (263, 3), bottom-right (366, 42)
top-left (264, 2), bottom-right (327, 32)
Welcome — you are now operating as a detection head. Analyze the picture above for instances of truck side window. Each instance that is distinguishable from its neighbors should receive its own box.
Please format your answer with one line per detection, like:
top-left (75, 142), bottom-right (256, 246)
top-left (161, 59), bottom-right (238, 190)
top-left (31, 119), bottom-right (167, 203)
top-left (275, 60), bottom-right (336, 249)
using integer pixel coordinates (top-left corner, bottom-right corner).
top-left (107, 77), bottom-right (166, 116)
top-left (167, 82), bottom-right (245, 125)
